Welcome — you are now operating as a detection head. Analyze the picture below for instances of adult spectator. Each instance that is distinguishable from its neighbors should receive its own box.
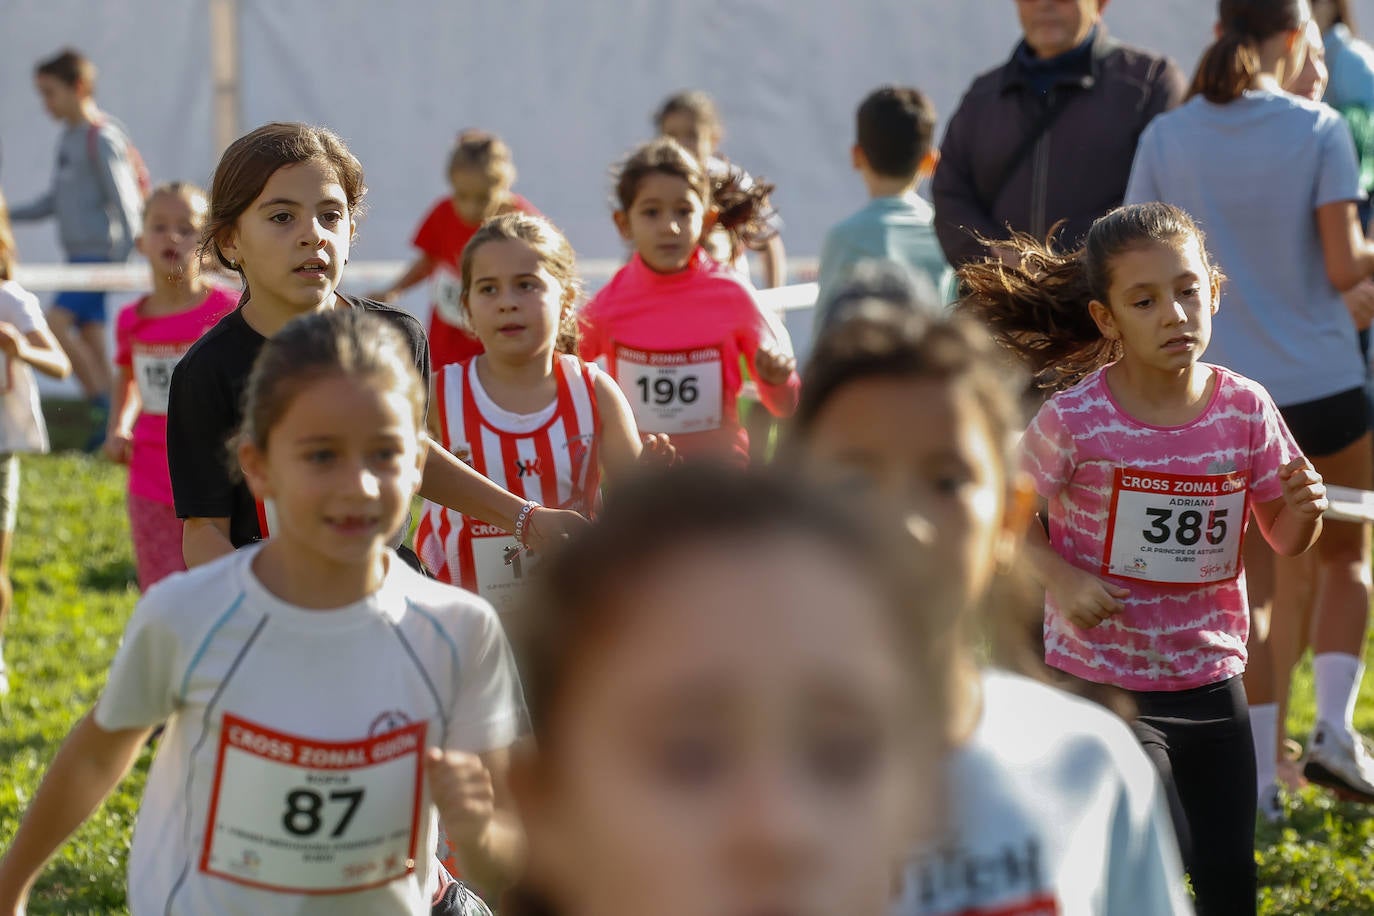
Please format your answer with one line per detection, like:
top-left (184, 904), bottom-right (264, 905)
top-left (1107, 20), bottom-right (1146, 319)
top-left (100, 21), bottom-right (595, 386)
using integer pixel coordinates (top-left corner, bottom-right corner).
top-left (932, 0), bottom-right (1186, 266)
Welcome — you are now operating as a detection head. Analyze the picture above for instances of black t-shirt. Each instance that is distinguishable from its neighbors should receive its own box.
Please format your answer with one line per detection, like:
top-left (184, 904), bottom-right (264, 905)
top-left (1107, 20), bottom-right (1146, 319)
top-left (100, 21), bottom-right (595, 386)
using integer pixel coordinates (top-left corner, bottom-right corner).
top-left (168, 292), bottom-right (431, 548)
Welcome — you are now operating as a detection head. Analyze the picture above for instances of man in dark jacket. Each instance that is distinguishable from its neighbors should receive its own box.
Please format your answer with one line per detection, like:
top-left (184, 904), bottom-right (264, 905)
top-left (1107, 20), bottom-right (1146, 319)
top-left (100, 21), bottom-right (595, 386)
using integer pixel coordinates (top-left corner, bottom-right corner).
top-left (932, 0), bottom-right (1186, 266)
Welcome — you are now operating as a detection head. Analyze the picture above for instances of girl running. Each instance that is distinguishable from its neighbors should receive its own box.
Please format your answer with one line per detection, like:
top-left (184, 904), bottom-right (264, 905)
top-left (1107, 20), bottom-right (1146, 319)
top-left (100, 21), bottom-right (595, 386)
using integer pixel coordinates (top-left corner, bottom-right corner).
top-left (166, 122), bottom-right (582, 571)
top-left (104, 182), bottom-right (236, 590)
top-left (413, 213), bottom-right (665, 611)
top-left (370, 130), bottom-right (540, 369)
top-left (654, 90), bottom-right (787, 288)
top-left (788, 268), bottom-right (1191, 916)
top-left (961, 202), bottom-right (1326, 915)
top-left (0, 188), bottom-right (71, 697)
top-left (579, 137), bottom-right (798, 466)
top-left (1125, 0), bottom-right (1374, 811)
top-left (0, 308), bottom-right (522, 914)
top-left (501, 464), bottom-right (939, 916)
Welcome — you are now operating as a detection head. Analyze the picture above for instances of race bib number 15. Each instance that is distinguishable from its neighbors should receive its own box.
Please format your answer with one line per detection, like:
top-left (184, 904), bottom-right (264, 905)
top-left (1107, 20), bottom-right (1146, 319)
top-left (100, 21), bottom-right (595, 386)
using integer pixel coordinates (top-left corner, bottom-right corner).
top-left (1102, 468), bottom-right (1248, 585)
top-left (200, 714), bottom-right (426, 894)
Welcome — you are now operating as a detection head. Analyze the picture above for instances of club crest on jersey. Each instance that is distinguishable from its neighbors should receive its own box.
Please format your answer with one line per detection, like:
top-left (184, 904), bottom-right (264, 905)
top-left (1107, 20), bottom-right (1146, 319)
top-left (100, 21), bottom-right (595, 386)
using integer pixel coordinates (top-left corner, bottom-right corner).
top-left (514, 457), bottom-right (543, 478)
top-left (565, 433), bottom-right (595, 480)
top-left (368, 710), bottom-right (413, 736)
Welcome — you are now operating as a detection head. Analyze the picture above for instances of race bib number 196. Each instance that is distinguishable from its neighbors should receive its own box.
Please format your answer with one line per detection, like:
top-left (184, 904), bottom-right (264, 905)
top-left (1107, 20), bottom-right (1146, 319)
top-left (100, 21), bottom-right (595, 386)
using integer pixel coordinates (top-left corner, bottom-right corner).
top-left (200, 714), bottom-right (426, 894)
top-left (615, 344), bottom-right (723, 435)
top-left (1102, 468), bottom-right (1248, 585)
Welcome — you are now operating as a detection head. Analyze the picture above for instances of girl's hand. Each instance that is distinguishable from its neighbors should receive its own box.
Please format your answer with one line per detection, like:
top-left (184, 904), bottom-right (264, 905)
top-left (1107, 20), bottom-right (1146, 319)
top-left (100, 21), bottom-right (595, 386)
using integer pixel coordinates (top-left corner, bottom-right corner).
top-left (524, 507), bottom-right (588, 552)
top-left (0, 323), bottom-right (22, 359)
top-left (102, 432), bottom-right (132, 465)
top-left (639, 433), bottom-right (676, 467)
top-left (753, 346), bottom-right (796, 386)
top-left (1343, 279), bottom-right (1374, 331)
top-left (1047, 567), bottom-right (1130, 630)
top-left (425, 748), bottom-right (494, 846)
top-left (1279, 456), bottom-right (1327, 520)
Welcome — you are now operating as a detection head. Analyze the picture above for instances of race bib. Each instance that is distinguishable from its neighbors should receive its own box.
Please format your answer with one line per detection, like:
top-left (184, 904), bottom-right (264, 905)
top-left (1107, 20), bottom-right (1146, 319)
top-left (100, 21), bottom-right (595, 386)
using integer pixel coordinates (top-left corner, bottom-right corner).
top-left (133, 343), bottom-right (188, 415)
top-left (1102, 468), bottom-right (1249, 584)
top-left (615, 344), bottom-right (723, 435)
top-left (200, 714), bottom-right (426, 894)
top-left (469, 521), bottom-right (538, 613)
top-left (431, 264), bottom-right (467, 327)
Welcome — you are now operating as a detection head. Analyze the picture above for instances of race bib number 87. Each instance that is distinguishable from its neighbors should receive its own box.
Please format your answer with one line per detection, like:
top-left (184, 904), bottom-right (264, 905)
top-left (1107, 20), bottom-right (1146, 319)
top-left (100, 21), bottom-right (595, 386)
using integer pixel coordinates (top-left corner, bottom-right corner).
top-left (1101, 468), bottom-right (1249, 585)
top-left (200, 714), bottom-right (426, 894)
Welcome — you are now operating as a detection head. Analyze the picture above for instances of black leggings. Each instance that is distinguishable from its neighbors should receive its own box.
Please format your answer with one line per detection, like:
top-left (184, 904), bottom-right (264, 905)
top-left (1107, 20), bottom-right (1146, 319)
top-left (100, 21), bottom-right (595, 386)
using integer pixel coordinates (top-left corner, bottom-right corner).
top-left (1129, 676), bottom-right (1256, 916)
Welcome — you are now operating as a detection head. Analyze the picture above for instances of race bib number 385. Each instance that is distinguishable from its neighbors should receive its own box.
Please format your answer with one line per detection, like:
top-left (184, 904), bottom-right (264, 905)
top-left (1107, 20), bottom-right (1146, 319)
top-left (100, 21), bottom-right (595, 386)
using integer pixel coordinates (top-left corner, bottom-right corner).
top-left (1102, 468), bottom-right (1248, 585)
top-left (200, 715), bottom-right (426, 894)
top-left (615, 344), bottom-right (723, 435)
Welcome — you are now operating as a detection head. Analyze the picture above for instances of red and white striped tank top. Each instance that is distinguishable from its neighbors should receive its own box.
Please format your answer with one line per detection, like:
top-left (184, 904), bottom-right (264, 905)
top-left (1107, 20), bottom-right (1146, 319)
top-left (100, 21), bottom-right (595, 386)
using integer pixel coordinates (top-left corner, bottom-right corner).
top-left (415, 353), bottom-right (601, 610)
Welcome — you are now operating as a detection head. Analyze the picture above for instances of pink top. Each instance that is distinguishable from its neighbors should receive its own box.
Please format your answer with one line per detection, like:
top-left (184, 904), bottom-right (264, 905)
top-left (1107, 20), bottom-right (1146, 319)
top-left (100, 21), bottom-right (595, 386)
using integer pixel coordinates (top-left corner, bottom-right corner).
top-left (578, 249), bottom-right (799, 464)
top-left (1020, 364), bottom-right (1300, 691)
top-left (115, 287), bottom-right (238, 504)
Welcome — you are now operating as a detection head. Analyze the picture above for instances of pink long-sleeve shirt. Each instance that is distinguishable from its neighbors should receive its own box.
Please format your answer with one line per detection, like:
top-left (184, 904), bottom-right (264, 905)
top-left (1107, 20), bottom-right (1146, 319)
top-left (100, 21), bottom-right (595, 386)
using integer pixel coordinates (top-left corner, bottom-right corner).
top-left (579, 249), bottom-right (799, 464)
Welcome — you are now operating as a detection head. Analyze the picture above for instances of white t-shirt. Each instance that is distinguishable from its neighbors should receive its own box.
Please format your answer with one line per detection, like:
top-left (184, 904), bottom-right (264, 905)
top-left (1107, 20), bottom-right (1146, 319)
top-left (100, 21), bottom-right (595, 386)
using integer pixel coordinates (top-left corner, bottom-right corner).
top-left (94, 545), bottom-right (524, 916)
top-left (892, 671), bottom-right (1193, 916)
top-left (0, 280), bottom-right (49, 454)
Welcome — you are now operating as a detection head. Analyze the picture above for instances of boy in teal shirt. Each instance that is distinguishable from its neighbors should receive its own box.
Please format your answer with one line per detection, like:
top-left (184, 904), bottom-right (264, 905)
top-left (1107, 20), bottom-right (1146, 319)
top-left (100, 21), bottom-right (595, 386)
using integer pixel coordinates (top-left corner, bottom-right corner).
top-left (814, 86), bottom-right (950, 335)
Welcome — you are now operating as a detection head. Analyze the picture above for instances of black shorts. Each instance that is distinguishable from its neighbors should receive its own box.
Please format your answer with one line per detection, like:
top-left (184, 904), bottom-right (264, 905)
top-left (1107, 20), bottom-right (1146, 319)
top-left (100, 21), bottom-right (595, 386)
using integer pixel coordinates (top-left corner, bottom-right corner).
top-left (1279, 386), bottom-right (1372, 458)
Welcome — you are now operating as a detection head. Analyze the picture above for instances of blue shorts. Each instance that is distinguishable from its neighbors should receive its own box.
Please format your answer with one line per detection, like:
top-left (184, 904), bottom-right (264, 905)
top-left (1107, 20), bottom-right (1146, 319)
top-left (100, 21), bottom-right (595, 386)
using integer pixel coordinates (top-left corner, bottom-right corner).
top-left (51, 255), bottom-right (109, 326)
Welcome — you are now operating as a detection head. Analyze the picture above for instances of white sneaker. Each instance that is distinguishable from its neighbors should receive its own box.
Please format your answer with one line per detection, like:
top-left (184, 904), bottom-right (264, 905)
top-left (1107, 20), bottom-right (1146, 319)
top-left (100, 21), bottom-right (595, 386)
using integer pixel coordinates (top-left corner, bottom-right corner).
top-left (1303, 721), bottom-right (1374, 803)
top-left (1257, 782), bottom-right (1284, 824)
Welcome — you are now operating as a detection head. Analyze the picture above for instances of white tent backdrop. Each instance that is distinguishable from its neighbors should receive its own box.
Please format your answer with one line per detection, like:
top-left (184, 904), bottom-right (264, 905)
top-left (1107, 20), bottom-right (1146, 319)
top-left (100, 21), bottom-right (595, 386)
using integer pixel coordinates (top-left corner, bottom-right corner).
top-left (4, 0), bottom-right (1373, 287)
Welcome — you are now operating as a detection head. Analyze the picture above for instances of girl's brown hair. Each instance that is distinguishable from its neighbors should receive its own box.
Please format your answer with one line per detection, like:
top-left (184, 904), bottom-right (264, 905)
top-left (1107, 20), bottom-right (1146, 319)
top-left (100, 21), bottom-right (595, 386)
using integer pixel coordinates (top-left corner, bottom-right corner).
top-left (460, 212), bottom-right (581, 354)
top-left (613, 138), bottom-right (779, 255)
top-left (504, 463), bottom-right (942, 916)
top-left (202, 122), bottom-right (366, 274)
top-left (0, 188), bottom-right (17, 282)
top-left (237, 309), bottom-right (425, 455)
top-left (652, 89), bottom-right (722, 134)
top-left (1190, 0), bottom-right (1308, 104)
top-left (448, 129), bottom-right (517, 187)
top-left (957, 202), bottom-right (1219, 391)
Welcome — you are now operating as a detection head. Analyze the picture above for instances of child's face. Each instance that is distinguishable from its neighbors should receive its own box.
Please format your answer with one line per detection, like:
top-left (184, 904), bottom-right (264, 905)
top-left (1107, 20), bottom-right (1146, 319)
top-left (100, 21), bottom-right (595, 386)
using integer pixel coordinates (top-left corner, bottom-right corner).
top-left (218, 160), bottom-right (355, 314)
top-left (450, 167), bottom-right (505, 225)
top-left (799, 375), bottom-right (1018, 628)
top-left (615, 172), bottom-right (706, 274)
top-left (137, 192), bottom-right (205, 279)
top-left (464, 238), bottom-right (567, 362)
top-left (1089, 237), bottom-right (1217, 377)
top-left (659, 110), bottom-right (718, 169)
top-left (34, 74), bottom-right (82, 122)
top-left (522, 536), bottom-right (923, 916)
top-left (240, 371), bottom-right (426, 570)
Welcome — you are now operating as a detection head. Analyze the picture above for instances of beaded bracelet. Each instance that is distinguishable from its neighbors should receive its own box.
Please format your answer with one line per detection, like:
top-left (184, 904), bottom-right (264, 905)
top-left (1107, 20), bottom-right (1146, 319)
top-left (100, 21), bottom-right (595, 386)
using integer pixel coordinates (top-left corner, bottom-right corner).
top-left (514, 501), bottom-right (541, 549)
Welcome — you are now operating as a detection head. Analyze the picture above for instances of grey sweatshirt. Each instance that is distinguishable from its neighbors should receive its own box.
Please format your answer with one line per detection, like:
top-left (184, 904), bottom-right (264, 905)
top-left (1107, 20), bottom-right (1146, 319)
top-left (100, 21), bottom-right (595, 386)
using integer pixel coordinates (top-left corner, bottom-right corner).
top-left (10, 117), bottom-right (143, 261)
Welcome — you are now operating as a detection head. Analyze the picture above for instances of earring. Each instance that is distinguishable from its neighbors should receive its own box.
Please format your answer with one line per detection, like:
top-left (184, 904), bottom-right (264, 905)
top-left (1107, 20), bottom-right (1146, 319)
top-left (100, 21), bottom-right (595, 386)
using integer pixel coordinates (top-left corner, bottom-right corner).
top-left (228, 259), bottom-right (238, 269)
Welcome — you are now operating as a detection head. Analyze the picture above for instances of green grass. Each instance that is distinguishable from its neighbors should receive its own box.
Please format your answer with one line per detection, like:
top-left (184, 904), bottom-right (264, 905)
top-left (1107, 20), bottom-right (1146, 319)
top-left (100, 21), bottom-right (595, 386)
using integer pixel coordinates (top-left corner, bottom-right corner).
top-left (0, 451), bottom-right (1373, 913)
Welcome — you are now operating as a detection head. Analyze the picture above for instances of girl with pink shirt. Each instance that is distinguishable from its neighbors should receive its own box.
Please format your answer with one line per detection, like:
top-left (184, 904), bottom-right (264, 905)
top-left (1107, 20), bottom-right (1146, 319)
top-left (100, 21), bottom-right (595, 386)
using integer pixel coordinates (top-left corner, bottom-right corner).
top-left (961, 202), bottom-right (1325, 916)
top-left (579, 138), bottom-right (798, 465)
top-left (105, 183), bottom-right (236, 589)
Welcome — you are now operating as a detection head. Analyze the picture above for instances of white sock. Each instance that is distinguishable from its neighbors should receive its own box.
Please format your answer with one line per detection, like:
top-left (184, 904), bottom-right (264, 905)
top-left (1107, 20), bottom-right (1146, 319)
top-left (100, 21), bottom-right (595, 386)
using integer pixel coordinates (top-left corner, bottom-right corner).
top-left (1250, 702), bottom-right (1278, 795)
top-left (1314, 652), bottom-right (1364, 731)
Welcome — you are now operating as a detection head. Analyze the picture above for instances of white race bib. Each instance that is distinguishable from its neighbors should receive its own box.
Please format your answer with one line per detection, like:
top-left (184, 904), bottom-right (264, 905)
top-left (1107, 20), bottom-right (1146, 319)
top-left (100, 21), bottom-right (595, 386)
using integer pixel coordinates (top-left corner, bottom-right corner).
top-left (469, 521), bottom-right (538, 613)
top-left (615, 344), bottom-right (723, 435)
top-left (431, 264), bottom-right (467, 327)
top-left (1102, 468), bottom-right (1249, 585)
top-left (133, 343), bottom-right (188, 415)
top-left (200, 714), bottom-right (426, 894)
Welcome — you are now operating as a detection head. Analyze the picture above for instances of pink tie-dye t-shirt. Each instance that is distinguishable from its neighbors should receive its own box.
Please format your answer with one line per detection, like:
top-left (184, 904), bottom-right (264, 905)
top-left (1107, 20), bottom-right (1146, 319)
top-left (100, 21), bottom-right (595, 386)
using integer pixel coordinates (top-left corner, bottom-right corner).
top-left (1020, 364), bottom-right (1300, 691)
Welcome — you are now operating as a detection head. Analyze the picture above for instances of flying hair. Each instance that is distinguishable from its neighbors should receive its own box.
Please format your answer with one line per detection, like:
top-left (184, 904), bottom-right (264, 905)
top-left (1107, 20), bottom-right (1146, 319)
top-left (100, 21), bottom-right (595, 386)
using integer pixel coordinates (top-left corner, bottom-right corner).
top-left (956, 203), bottom-right (1220, 391)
